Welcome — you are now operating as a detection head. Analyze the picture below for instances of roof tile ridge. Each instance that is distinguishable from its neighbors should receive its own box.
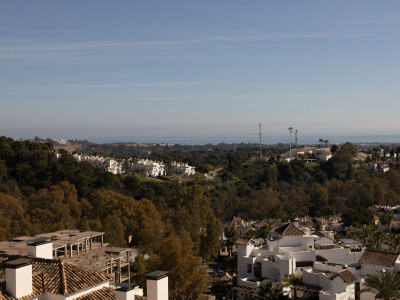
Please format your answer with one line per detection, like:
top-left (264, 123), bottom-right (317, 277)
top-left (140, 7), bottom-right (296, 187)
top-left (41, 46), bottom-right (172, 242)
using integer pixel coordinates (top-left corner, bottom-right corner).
top-left (59, 259), bottom-right (67, 295)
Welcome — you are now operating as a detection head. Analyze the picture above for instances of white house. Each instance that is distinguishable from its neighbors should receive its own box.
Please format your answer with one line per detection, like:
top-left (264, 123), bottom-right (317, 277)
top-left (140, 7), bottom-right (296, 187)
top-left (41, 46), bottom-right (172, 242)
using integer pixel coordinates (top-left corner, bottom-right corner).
top-left (292, 262), bottom-right (357, 300)
top-left (357, 250), bottom-right (400, 300)
top-left (312, 149), bottom-right (332, 161)
top-left (366, 162), bottom-right (390, 173)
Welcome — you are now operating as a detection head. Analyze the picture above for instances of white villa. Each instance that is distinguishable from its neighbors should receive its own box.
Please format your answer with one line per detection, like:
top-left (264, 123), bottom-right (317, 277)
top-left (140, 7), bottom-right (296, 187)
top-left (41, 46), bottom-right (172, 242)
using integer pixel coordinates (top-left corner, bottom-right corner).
top-left (73, 154), bottom-right (125, 175)
top-left (128, 159), bottom-right (166, 177)
top-left (168, 161), bottom-right (196, 176)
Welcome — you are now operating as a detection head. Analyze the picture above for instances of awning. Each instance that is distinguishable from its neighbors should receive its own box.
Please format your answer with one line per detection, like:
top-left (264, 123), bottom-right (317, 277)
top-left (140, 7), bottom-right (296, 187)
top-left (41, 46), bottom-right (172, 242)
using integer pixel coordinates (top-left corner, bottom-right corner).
top-left (291, 283), bottom-right (322, 294)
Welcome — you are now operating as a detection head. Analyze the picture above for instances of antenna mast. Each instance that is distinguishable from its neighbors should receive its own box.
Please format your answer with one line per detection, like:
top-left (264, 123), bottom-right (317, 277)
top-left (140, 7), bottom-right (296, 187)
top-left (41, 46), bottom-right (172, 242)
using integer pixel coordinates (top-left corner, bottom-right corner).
top-left (259, 123), bottom-right (262, 162)
top-left (288, 126), bottom-right (293, 161)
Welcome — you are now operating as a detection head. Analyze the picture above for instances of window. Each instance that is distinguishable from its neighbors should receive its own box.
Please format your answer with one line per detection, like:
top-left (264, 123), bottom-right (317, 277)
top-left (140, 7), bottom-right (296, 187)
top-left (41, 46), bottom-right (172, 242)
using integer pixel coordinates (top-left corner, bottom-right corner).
top-left (247, 264), bottom-right (252, 273)
top-left (254, 263), bottom-right (261, 278)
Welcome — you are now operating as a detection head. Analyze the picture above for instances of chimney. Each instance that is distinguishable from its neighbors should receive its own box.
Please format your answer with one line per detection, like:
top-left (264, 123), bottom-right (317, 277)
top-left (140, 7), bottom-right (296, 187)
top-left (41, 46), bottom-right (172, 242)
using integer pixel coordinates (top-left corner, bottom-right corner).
top-left (27, 237), bottom-right (53, 259)
top-left (146, 271), bottom-right (168, 300)
top-left (116, 284), bottom-right (143, 300)
top-left (6, 258), bottom-right (33, 298)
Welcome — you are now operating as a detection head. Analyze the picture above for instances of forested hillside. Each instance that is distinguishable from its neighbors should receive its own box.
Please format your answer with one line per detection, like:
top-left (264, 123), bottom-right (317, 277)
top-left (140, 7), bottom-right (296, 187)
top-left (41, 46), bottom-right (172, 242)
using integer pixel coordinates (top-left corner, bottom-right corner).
top-left (2, 137), bottom-right (400, 298)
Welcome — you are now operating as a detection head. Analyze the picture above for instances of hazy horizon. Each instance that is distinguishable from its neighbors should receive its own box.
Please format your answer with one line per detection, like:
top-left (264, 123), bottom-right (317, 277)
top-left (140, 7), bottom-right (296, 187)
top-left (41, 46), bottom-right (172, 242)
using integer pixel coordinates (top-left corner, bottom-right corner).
top-left (4, 130), bottom-right (400, 145)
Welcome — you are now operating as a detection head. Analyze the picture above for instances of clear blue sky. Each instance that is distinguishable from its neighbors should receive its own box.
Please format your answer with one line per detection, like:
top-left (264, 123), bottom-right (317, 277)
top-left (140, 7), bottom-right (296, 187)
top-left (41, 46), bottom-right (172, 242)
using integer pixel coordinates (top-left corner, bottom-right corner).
top-left (1, 1), bottom-right (400, 141)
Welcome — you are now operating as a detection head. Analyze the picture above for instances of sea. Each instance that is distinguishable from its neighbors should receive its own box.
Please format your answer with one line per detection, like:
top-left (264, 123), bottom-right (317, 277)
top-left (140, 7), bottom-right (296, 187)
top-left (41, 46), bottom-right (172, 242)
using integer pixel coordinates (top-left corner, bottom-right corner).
top-left (86, 134), bottom-right (400, 145)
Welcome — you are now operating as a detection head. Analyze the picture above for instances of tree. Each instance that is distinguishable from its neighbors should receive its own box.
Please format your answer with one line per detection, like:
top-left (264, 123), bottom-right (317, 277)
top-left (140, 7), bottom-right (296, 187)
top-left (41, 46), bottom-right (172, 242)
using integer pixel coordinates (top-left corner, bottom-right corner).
top-left (318, 139), bottom-right (324, 147)
top-left (147, 231), bottom-right (208, 300)
top-left (330, 144), bottom-right (339, 154)
top-left (134, 254), bottom-right (147, 288)
top-left (380, 210), bottom-right (394, 232)
top-left (0, 160), bottom-right (6, 181)
top-left (282, 274), bottom-right (303, 287)
top-left (255, 224), bottom-right (271, 240)
top-left (361, 270), bottom-right (400, 300)
top-left (224, 226), bottom-right (237, 257)
top-left (257, 281), bottom-right (288, 300)
top-left (342, 206), bottom-right (373, 227)
top-left (331, 142), bottom-right (357, 180)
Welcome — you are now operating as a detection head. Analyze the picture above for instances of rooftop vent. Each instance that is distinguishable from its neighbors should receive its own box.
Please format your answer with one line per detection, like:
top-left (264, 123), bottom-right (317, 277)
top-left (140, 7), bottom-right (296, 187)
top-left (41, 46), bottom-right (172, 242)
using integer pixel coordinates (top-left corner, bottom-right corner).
top-left (116, 283), bottom-right (143, 300)
top-left (146, 271), bottom-right (168, 300)
top-left (6, 258), bottom-right (33, 298)
top-left (27, 237), bottom-right (53, 259)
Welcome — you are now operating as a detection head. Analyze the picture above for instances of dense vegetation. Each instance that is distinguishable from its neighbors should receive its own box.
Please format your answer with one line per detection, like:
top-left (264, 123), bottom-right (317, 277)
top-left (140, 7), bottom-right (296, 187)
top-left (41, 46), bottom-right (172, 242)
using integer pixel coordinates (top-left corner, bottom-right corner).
top-left (2, 137), bottom-right (400, 298)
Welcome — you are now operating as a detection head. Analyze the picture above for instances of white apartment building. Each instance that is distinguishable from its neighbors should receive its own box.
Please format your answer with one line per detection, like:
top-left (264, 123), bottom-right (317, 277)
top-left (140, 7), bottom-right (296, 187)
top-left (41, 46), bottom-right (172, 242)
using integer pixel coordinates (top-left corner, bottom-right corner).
top-left (168, 161), bottom-right (196, 176)
top-left (73, 154), bottom-right (125, 175)
top-left (128, 159), bottom-right (166, 177)
top-left (235, 223), bottom-right (350, 300)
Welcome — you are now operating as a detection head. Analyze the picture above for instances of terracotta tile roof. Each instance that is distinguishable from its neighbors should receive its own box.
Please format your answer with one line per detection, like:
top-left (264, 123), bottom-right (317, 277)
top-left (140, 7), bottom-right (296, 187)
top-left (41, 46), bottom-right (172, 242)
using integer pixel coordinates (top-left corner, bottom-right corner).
top-left (274, 223), bottom-right (305, 236)
top-left (329, 269), bottom-right (357, 284)
top-left (76, 287), bottom-right (146, 300)
top-left (63, 262), bottom-right (108, 295)
top-left (359, 250), bottom-right (400, 267)
top-left (235, 237), bottom-right (253, 245)
top-left (268, 219), bottom-right (282, 230)
top-left (76, 287), bottom-right (115, 300)
top-left (0, 254), bottom-right (109, 300)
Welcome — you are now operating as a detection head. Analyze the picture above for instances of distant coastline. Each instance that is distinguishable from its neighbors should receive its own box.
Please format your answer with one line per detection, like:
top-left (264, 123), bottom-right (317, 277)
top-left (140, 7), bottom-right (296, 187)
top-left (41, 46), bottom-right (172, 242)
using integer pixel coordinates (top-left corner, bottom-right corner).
top-left (83, 134), bottom-right (400, 145)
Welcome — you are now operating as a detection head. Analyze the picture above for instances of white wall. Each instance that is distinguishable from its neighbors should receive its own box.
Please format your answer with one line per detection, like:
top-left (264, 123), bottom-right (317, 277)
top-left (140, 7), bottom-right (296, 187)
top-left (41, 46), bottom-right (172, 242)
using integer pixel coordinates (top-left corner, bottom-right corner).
top-left (28, 242), bottom-right (53, 259)
top-left (6, 265), bottom-right (33, 299)
top-left (316, 248), bottom-right (350, 261)
top-left (147, 276), bottom-right (168, 300)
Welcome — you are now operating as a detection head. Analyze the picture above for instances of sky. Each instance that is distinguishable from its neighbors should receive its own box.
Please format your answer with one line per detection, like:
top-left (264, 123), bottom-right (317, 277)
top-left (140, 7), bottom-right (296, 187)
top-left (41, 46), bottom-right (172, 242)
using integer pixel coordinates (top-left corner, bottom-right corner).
top-left (1, 1), bottom-right (400, 142)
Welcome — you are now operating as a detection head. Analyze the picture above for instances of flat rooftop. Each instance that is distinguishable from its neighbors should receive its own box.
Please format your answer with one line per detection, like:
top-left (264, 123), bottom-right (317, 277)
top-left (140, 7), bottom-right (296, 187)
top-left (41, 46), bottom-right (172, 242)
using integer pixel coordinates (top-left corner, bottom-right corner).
top-left (0, 230), bottom-right (107, 255)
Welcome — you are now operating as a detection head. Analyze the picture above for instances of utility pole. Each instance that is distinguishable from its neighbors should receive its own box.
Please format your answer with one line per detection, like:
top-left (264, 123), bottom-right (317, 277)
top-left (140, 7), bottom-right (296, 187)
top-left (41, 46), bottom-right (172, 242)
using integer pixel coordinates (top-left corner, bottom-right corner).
top-left (295, 129), bottom-right (298, 158)
top-left (259, 123), bottom-right (262, 163)
top-left (288, 127), bottom-right (293, 161)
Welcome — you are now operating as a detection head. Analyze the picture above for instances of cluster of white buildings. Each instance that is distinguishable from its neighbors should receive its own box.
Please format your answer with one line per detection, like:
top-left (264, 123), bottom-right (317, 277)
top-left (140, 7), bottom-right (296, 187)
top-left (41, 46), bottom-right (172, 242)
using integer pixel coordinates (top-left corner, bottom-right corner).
top-left (73, 154), bottom-right (124, 175)
top-left (128, 159), bottom-right (166, 177)
top-left (70, 154), bottom-right (195, 177)
top-left (281, 147), bottom-right (332, 162)
top-left (235, 222), bottom-right (400, 300)
top-left (366, 162), bottom-right (390, 173)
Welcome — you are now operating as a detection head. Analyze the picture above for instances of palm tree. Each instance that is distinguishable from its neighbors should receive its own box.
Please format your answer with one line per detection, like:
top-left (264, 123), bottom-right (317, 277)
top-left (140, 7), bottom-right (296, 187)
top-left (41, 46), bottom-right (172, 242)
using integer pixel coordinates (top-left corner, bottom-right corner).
top-left (361, 270), bottom-right (400, 300)
top-left (318, 138), bottom-right (324, 147)
top-left (257, 281), bottom-right (288, 300)
top-left (324, 139), bottom-right (329, 147)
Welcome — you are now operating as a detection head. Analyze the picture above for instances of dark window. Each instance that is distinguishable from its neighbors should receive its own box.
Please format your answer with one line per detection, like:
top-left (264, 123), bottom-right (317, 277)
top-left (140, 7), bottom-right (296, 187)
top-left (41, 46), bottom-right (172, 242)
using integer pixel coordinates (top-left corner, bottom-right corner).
top-left (254, 263), bottom-right (261, 278)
